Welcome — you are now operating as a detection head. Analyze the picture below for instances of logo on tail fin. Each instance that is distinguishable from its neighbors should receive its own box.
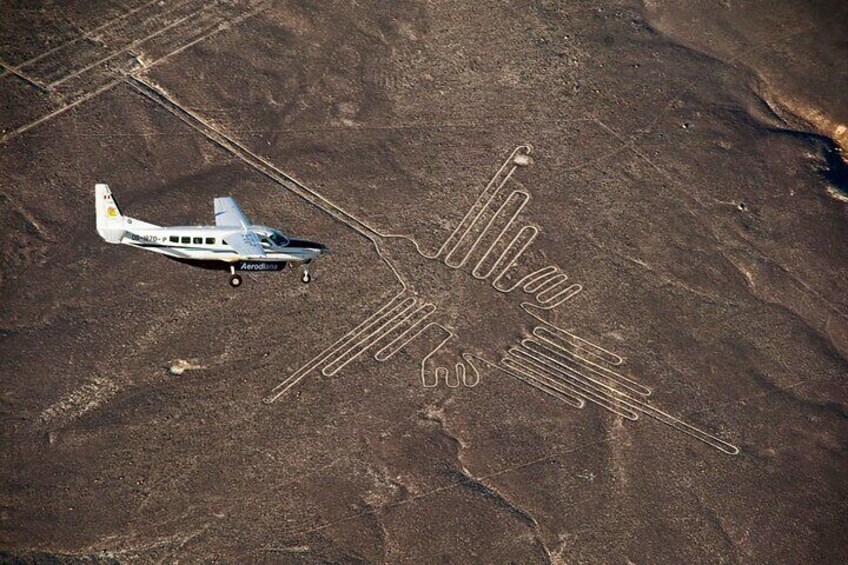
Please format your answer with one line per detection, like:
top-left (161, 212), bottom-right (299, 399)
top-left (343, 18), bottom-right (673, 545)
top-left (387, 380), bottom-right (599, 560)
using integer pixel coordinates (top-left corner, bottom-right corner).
top-left (107, 206), bottom-right (118, 218)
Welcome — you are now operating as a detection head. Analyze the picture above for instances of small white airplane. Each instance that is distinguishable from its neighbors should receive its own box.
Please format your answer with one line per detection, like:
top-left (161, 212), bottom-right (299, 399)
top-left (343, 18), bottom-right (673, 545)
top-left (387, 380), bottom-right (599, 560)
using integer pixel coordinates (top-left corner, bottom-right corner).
top-left (95, 183), bottom-right (329, 287)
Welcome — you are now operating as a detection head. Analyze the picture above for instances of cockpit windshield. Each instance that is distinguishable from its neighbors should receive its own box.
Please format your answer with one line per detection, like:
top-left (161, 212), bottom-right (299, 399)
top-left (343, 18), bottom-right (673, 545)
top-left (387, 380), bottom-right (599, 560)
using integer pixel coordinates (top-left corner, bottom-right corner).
top-left (269, 231), bottom-right (288, 246)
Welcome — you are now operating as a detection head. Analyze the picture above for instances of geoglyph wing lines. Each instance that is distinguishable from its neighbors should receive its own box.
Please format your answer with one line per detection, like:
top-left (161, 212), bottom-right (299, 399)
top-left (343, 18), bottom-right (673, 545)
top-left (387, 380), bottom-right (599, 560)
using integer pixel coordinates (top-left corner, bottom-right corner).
top-left (263, 146), bottom-right (738, 455)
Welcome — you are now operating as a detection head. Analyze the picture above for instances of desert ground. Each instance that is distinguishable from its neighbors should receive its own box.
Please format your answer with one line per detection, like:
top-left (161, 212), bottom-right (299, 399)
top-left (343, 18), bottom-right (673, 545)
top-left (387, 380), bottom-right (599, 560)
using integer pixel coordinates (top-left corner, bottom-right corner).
top-left (1, 0), bottom-right (846, 563)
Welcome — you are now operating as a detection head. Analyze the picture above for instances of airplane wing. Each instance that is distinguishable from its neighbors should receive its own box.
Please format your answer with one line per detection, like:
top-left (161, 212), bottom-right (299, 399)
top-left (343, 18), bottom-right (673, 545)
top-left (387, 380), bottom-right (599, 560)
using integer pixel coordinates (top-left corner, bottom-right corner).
top-left (224, 231), bottom-right (266, 258)
top-left (214, 197), bottom-right (250, 227)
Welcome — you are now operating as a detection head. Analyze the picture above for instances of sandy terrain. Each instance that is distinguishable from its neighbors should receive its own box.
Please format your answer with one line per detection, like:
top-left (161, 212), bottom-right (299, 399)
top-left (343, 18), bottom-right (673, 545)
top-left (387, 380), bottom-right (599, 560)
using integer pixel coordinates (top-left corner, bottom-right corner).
top-left (1, 1), bottom-right (846, 562)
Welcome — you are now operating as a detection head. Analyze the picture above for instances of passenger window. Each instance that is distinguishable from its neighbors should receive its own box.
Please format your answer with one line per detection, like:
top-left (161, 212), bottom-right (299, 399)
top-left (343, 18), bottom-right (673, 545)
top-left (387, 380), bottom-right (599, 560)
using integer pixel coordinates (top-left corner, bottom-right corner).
top-left (169, 236), bottom-right (178, 243)
top-left (193, 237), bottom-right (202, 244)
top-left (181, 236), bottom-right (190, 244)
top-left (206, 237), bottom-right (215, 245)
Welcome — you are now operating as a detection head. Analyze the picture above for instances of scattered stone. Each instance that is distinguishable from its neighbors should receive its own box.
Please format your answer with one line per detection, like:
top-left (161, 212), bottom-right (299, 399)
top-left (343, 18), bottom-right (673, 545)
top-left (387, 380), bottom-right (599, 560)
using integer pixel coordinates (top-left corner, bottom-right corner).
top-left (168, 359), bottom-right (203, 375)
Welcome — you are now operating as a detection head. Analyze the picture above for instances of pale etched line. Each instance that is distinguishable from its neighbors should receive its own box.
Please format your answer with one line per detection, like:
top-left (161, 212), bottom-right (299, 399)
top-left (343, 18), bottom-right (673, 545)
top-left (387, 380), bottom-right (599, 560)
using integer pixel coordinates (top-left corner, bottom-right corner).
top-left (533, 273), bottom-right (568, 297)
top-left (0, 3), bottom-right (267, 144)
top-left (516, 339), bottom-right (738, 454)
top-left (471, 190), bottom-right (529, 279)
top-left (418, 324), bottom-right (454, 388)
top-left (127, 77), bottom-right (437, 404)
top-left (373, 303), bottom-right (437, 361)
top-left (436, 366), bottom-right (459, 388)
top-left (317, 296), bottom-right (415, 376)
top-left (131, 72), bottom-right (412, 306)
top-left (14, 0), bottom-right (164, 71)
top-left (287, 346), bottom-right (817, 538)
top-left (511, 301), bottom-right (737, 453)
top-left (490, 226), bottom-right (539, 291)
top-left (320, 295), bottom-right (415, 366)
top-left (317, 293), bottom-right (411, 364)
top-left (235, 137), bottom-right (736, 453)
top-left (368, 302), bottom-right (432, 351)
top-left (444, 165), bottom-right (519, 269)
top-left (376, 317), bottom-right (439, 364)
top-left (522, 266), bottom-right (559, 293)
top-left (408, 310), bottom-right (483, 386)
top-left (433, 358), bottom-right (480, 388)
top-left (95, 0), bottom-right (212, 44)
top-left (429, 147), bottom-right (583, 308)
top-left (263, 293), bottom-right (407, 403)
top-left (521, 304), bottom-right (625, 367)
top-left (460, 353), bottom-right (482, 387)
top-left (429, 146), bottom-right (583, 311)
top-left (498, 356), bottom-right (585, 408)
top-left (376, 146), bottom-right (534, 262)
top-left (455, 363), bottom-right (466, 387)
top-left (0, 58), bottom-right (48, 90)
top-left (507, 347), bottom-right (640, 420)
top-left (266, 300), bottom-right (400, 392)
top-left (282, 377), bottom-right (756, 540)
top-left (128, 76), bottom-right (385, 244)
top-left (242, 139), bottom-right (734, 452)
top-left (41, 0), bottom-right (211, 80)
top-left (133, 1), bottom-right (270, 71)
top-left (532, 322), bottom-right (624, 368)
top-left (531, 328), bottom-right (650, 396)
top-left (504, 354), bottom-right (593, 406)
top-left (625, 393), bottom-right (741, 454)
top-left (49, 0), bottom-right (222, 88)
top-left (493, 246), bottom-right (557, 293)
top-left (534, 284), bottom-right (583, 309)
top-left (434, 147), bottom-right (583, 309)
top-left (504, 267), bottom-right (581, 306)
top-left (435, 146), bottom-right (528, 259)
top-left (16, 118), bottom-right (608, 139)
top-left (0, 77), bottom-right (125, 143)
top-left (521, 338), bottom-right (648, 402)
top-left (432, 146), bottom-right (531, 261)
top-left (321, 297), bottom-right (417, 376)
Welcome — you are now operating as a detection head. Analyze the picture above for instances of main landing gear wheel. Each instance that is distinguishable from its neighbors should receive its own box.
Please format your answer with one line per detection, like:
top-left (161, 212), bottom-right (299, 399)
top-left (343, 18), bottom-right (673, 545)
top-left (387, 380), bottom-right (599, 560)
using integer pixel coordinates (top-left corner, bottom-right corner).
top-left (228, 265), bottom-right (243, 288)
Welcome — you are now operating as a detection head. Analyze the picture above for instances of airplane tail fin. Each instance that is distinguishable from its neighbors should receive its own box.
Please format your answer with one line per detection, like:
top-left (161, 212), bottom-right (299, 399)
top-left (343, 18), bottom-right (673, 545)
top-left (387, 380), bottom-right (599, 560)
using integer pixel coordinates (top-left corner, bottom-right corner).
top-left (95, 183), bottom-right (127, 243)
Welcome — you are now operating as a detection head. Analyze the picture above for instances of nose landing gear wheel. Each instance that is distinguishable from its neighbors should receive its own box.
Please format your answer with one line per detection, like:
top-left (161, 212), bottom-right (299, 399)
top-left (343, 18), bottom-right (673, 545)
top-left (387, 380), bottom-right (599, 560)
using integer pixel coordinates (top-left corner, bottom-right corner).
top-left (229, 274), bottom-right (243, 287)
top-left (301, 271), bottom-right (311, 284)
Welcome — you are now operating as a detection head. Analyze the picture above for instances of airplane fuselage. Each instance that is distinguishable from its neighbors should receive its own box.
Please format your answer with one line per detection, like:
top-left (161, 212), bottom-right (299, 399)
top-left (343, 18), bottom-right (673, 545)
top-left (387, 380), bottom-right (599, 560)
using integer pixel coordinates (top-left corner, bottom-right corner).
top-left (121, 224), bottom-right (326, 269)
top-left (96, 183), bottom-right (329, 286)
